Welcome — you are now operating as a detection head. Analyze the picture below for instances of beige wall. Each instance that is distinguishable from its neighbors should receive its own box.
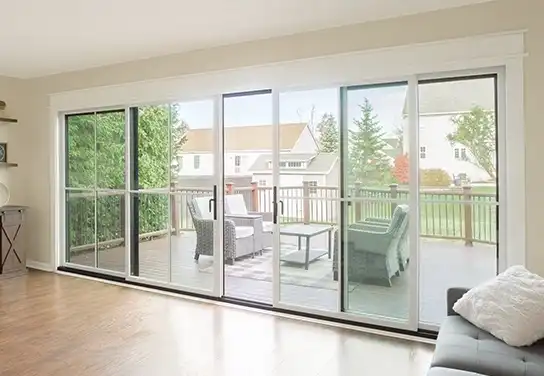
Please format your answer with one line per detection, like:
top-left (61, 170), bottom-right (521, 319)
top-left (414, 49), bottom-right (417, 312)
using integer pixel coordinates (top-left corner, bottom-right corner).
top-left (17, 0), bottom-right (544, 274)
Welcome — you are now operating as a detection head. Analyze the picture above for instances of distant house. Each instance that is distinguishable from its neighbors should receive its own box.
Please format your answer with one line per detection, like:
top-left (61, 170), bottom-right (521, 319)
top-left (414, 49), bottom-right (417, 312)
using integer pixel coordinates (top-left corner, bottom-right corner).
top-left (402, 79), bottom-right (495, 182)
top-left (177, 123), bottom-right (318, 178)
top-left (249, 152), bottom-right (339, 188)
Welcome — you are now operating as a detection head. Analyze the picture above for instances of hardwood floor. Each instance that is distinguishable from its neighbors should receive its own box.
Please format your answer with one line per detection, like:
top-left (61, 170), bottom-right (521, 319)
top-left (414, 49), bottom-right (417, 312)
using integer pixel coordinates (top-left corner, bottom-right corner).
top-left (0, 271), bottom-right (434, 376)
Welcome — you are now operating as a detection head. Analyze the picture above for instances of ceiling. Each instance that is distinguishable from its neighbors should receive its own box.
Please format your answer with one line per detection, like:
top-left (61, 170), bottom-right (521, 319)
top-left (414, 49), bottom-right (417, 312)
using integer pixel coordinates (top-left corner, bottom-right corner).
top-left (0, 0), bottom-right (492, 78)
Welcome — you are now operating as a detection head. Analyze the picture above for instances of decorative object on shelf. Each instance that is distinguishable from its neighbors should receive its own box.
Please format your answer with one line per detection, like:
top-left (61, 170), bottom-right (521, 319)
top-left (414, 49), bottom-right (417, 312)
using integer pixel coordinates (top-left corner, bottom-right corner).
top-left (0, 182), bottom-right (9, 206)
top-left (0, 143), bottom-right (7, 163)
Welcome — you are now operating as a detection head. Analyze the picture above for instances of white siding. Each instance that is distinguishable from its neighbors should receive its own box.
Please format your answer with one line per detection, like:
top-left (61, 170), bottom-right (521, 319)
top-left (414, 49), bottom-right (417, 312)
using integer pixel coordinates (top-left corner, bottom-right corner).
top-left (178, 152), bottom-right (261, 176)
top-left (403, 114), bottom-right (493, 182)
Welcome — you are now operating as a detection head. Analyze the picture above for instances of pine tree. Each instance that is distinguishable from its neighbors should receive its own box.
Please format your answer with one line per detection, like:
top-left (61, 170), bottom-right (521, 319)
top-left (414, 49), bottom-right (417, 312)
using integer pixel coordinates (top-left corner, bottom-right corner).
top-left (316, 113), bottom-right (339, 153)
top-left (349, 98), bottom-right (391, 184)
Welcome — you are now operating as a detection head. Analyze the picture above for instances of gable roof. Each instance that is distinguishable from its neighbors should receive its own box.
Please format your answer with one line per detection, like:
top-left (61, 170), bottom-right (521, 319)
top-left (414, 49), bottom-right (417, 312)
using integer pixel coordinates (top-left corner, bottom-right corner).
top-left (403, 78), bottom-right (495, 115)
top-left (182, 123), bottom-right (306, 152)
top-left (249, 152), bottom-right (338, 174)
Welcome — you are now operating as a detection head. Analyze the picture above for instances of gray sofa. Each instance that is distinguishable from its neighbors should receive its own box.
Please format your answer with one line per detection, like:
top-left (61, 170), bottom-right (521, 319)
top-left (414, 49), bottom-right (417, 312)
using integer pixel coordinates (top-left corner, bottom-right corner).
top-left (428, 288), bottom-right (544, 376)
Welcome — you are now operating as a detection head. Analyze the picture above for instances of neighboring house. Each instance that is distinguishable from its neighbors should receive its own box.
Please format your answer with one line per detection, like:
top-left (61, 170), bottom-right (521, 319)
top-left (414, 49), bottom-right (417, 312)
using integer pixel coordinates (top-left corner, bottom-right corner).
top-left (402, 79), bottom-right (495, 182)
top-left (249, 152), bottom-right (339, 188)
top-left (177, 123), bottom-right (317, 177)
top-left (249, 152), bottom-right (339, 220)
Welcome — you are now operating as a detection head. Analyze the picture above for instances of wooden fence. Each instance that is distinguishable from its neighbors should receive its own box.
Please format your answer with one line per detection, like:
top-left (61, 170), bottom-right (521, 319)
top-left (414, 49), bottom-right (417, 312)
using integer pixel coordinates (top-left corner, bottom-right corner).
top-left (171, 182), bottom-right (497, 245)
top-left (66, 182), bottom-right (497, 251)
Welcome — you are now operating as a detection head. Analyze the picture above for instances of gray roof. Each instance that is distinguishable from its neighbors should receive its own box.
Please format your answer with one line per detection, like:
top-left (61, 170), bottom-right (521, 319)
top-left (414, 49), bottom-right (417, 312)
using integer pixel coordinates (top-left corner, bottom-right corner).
top-left (249, 153), bottom-right (338, 174)
top-left (404, 78), bottom-right (495, 115)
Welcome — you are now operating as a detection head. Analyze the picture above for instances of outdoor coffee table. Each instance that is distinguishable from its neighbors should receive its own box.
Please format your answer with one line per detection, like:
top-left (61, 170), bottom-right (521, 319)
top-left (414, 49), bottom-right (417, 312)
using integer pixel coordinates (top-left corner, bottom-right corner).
top-left (279, 223), bottom-right (334, 270)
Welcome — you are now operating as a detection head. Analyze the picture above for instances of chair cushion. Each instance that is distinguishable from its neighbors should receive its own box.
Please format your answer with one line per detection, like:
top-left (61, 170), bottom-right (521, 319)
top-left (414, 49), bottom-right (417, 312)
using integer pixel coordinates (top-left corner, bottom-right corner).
top-left (225, 194), bottom-right (248, 215)
top-left (193, 196), bottom-right (214, 220)
top-left (235, 226), bottom-right (254, 239)
top-left (431, 316), bottom-right (544, 376)
top-left (263, 221), bottom-right (274, 233)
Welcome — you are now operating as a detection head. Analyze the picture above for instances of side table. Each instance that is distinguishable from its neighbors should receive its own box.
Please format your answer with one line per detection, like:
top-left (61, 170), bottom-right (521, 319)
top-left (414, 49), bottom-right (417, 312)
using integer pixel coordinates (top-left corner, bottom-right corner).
top-left (0, 205), bottom-right (27, 279)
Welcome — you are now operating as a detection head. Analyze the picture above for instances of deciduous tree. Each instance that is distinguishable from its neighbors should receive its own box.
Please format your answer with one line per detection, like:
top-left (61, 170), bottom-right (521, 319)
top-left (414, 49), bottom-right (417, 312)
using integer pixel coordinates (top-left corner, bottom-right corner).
top-left (447, 106), bottom-right (496, 179)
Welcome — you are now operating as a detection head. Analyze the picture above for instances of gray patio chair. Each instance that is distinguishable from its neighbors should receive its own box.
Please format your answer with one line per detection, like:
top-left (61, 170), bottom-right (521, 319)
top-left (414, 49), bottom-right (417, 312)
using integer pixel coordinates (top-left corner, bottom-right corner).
top-left (225, 194), bottom-right (271, 252)
top-left (332, 206), bottom-right (406, 287)
top-left (187, 197), bottom-right (255, 265)
top-left (362, 205), bottom-right (410, 270)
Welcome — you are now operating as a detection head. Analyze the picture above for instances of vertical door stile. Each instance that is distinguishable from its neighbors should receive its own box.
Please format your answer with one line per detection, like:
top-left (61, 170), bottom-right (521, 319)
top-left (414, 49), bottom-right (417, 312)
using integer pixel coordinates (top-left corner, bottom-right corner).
top-left (408, 76), bottom-right (420, 330)
top-left (272, 90), bottom-right (280, 306)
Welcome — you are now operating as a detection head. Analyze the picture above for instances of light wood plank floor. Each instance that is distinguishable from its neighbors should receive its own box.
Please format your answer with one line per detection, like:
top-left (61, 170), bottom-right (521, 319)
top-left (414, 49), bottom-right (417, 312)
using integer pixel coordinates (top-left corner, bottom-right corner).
top-left (0, 271), bottom-right (434, 376)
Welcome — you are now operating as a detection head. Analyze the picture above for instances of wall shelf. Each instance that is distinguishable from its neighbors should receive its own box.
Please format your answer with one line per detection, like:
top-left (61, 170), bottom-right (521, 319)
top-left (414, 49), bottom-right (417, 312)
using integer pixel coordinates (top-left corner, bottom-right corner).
top-left (0, 117), bottom-right (17, 124)
top-left (0, 162), bottom-right (17, 168)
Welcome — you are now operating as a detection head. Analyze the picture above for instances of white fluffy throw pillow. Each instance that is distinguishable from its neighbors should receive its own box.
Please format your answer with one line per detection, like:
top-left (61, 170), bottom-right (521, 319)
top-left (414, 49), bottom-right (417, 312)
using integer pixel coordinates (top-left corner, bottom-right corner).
top-left (453, 265), bottom-right (544, 347)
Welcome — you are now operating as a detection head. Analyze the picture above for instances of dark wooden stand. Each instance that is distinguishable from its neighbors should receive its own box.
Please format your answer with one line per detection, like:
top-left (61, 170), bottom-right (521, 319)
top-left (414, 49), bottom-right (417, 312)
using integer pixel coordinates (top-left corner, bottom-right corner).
top-left (0, 206), bottom-right (27, 279)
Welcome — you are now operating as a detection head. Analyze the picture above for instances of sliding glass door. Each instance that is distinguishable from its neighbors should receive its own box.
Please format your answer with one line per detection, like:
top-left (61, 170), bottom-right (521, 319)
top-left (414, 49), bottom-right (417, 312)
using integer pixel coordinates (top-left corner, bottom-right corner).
top-left (65, 110), bottom-right (126, 274)
top-left (339, 82), bottom-right (414, 327)
top-left (61, 70), bottom-right (502, 334)
top-left (222, 90), bottom-right (273, 303)
top-left (417, 75), bottom-right (498, 327)
top-left (128, 101), bottom-right (218, 294)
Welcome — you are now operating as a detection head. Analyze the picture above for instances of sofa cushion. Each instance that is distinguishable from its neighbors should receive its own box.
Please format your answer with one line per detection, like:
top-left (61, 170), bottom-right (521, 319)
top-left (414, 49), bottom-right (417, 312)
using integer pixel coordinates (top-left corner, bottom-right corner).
top-left (427, 368), bottom-right (485, 376)
top-left (431, 316), bottom-right (544, 376)
top-left (453, 265), bottom-right (544, 346)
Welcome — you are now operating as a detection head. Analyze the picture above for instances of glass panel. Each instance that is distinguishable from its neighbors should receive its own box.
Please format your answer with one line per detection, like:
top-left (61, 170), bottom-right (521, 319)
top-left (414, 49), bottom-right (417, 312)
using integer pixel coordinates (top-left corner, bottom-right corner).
top-left (96, 111), bottom-right (125, 189)
top-left (277, 88), bottom-right (339, 311)
top-left (418, 76), bottom-right (498, 326)
top-left (66, 114), bottom-right (95, 189)
top-left (97, 192), bottom-right (125, 272)
top-left (170, 100), bottom-right (215, 292)
top-left (223, 92), bottom-right (272, 303)
top-left (137, 105), bottom-right (170, 190)
top-left (66, 190), bottom-right (95, 267)
top-left (135, 193), bottom-right (170, 282)
top-left (342, 83), bottom-right (410, 321)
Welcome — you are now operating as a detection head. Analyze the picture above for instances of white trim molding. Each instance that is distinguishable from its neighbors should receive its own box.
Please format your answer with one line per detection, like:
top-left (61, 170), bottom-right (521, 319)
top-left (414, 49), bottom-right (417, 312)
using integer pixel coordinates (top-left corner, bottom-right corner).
top-left (49, 31), bottom-right (525, 112)
top-left (27, 260), bottom-right (55, 272)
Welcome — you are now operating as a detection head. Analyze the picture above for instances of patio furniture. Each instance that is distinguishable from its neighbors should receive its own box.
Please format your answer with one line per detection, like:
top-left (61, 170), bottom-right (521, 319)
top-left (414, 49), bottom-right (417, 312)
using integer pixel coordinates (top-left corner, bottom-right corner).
top-left (225, 194), bottom-right (273, 251)
top-left (279, 223), bottom-right (333, 270)
top-left (187, 197), bottom-right (255, 265)
top-left (362, 204), bottom-right (410, 270)
top-left (332, 206), bottom-right (407, 286)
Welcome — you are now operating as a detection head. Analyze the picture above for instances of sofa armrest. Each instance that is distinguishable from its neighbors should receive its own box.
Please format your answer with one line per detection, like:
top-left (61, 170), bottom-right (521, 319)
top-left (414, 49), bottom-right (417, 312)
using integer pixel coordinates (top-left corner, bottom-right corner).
top-left (447, 287), bottom-right (469, 316)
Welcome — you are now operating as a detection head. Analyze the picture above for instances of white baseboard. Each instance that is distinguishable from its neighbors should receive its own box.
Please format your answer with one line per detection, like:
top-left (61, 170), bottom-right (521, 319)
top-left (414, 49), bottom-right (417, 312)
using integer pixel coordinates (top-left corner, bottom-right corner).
top-left (26, 260), bottom-right (54, 272)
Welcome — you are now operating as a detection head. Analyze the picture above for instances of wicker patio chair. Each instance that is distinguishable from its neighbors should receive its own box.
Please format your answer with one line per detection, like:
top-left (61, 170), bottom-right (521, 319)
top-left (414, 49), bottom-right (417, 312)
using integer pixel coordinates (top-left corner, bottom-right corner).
top-left (187, 197), bottom-right (254, 265)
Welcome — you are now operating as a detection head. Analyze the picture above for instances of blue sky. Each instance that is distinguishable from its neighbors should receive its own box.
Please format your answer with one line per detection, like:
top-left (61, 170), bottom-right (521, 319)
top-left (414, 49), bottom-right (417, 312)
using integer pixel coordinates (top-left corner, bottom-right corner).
top-left (177, 85), bottom-right (407, 138)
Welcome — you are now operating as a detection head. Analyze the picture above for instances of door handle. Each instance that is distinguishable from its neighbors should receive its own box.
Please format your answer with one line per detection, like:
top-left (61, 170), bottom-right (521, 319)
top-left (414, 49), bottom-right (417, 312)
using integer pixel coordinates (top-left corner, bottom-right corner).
top-left (278, 200), bottom-right (284, 215)
top-left (272, 186), bottom-right (278, 224)
top-left (209, 185), bottom-right (217, 220)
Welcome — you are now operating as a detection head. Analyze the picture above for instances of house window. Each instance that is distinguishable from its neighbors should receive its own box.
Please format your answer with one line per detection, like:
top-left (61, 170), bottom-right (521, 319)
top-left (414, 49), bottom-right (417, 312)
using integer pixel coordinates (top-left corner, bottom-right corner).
top-left (194, 155), bottom-right (200, 169)
top-left (454, 148), bottom-right (467, 161)
top-left (288, 161), bottom-right (303, 168)
top-left (235, 155), bottom-right (241, 167)
top-left (279, 162), bottom-right (287, 167)
top-left (258, 180), bottom-right (267, 186)
top-left (308, 181), bottom-right (318, 194)
top-left (420, 146), bottom-right (427, 159)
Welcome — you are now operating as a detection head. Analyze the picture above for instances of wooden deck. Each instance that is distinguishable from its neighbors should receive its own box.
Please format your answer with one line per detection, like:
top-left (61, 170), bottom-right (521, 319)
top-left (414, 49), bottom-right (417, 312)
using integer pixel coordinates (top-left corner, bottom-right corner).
top-left (70, 230), bottom-right (496, 326)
